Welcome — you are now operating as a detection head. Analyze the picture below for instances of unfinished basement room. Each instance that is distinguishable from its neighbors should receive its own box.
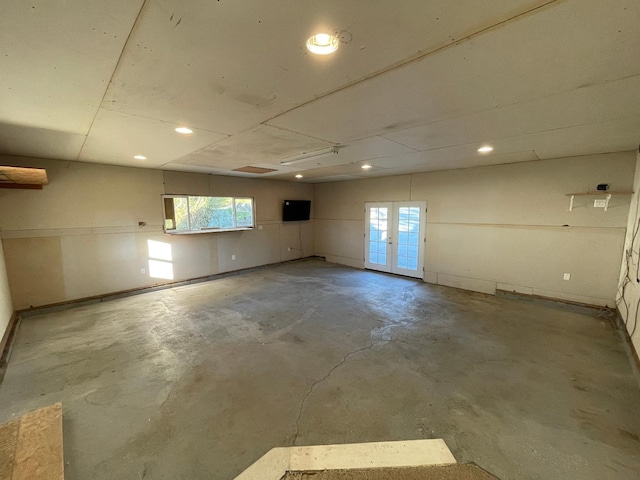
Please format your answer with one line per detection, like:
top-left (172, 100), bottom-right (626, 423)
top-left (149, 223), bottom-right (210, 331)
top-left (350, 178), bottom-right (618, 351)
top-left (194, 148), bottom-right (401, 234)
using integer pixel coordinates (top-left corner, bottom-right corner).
top-left (0, 1), bottom-right (639, 479)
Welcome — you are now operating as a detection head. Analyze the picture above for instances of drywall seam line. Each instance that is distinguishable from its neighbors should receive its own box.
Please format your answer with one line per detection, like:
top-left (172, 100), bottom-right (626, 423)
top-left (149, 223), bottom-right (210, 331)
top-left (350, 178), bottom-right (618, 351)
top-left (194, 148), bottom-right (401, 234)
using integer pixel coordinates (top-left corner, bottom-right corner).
top-left (381, 136), bottom-right (421, 152)
top-left (367, 75), bottom-right (640, 149)
top-left (397, 111), bottom-right (640, 155)
top-left (311, 220), bottom-right (626, 231)
top-left (0, 226), bottom-right (164, 239)
top-left (98, 106), bottom-right (230, 137)
top-left (76, 0), bottom-right (150, 161)
top-left (263, 0), bottom-right (559, 126)
top-left (0, 221), bottom-right (285, 239)
top-left (259, 123), bottom-right (339, 145)
top-left (423, 223), bottom-right (627, 230)
top-left (309, 150), bottom-right (635, 182)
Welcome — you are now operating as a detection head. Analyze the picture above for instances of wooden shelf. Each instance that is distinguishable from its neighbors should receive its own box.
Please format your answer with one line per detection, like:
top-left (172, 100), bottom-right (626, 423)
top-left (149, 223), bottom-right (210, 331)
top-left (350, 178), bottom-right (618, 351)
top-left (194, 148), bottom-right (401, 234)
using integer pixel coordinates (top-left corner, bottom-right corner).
top-left (565, 191), bottom-right (634, 211)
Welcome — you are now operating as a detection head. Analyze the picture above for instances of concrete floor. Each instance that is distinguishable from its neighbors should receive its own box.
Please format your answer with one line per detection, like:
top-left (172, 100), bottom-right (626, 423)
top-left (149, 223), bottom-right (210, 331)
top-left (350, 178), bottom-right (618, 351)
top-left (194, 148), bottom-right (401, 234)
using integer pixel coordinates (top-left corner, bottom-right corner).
top-left (0, 259), bottom-right (639, 479)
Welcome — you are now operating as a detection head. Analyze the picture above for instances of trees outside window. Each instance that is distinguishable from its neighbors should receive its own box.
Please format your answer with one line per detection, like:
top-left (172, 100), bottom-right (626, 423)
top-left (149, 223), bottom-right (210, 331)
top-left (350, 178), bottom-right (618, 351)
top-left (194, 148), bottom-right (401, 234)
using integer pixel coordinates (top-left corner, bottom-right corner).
top-left (163, 195), bottom-right (254, 233)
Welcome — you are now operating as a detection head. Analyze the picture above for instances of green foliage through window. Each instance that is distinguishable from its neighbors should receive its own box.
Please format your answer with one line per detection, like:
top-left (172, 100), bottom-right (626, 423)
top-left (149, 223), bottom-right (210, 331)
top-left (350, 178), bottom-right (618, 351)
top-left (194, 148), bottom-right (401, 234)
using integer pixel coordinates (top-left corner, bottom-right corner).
top-left (163, 195), bottom-right (254, 233)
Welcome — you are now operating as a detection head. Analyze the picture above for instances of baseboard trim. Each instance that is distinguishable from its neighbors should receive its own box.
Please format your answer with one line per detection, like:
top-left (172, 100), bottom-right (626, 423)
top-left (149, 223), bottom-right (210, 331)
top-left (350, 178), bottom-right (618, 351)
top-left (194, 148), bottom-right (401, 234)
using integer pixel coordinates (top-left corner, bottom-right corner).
top-left (0, 311), bottom-right (21, 384)
top-left (497, 289), bottom-right (639, 387)
top-left (0, 312), bottom-right (19, 363)
top-left (496, 289), bottom-right (613, 314)
top-left (614, 310), bottom-right (640, 389)
top-left (17, 256), bottom-right (325, 318)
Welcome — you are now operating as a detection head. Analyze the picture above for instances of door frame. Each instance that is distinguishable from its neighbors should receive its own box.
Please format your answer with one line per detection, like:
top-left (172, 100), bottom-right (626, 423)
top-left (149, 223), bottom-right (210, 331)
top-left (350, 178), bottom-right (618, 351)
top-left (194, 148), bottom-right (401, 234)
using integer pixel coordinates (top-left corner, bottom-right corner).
top-left (364, 202), bottom-right (393, 273)
top-left (364, 201), bottom-right (426, 279)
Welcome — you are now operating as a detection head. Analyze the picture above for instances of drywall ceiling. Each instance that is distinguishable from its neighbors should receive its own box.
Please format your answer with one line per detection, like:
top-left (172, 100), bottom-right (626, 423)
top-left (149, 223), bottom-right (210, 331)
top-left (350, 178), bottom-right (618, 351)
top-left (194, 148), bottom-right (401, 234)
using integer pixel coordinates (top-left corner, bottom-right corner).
top-left (0, 0), bottom-right (638, 183)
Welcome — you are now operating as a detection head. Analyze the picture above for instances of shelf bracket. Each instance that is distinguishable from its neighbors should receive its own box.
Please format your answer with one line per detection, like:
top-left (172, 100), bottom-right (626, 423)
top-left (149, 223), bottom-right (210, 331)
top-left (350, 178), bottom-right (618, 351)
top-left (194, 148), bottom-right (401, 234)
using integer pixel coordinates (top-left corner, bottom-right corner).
top-left (569, 194), bottom-right (575, 212)
top-left (604, 193), bottom-right (612, 211)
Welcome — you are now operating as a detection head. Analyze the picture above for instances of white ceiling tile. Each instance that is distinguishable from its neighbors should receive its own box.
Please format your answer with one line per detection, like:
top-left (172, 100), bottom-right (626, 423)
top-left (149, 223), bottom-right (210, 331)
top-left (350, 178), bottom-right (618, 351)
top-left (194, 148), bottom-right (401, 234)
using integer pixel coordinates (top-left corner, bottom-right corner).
top-left (101, 0), bottom-right (549, 135)
top-left (315, 137), bottom-right (417, 167)
top-left (363, 149), bottom-right (538, 172)
top-left (383, 75), bottom-right (640, 151)
top-left (267, 0), bottom-right (640, 145)
top-left (0, 124), bottom-right (85, 160)
top-left (1, 0), bottom-right (638, 179)
top-left (0, 0), bottom-right (144, 133)
top-left (529, 117), bottom-right (640, 160)
top-left (168, 125), bottom-right (332, 170)
top-left (78, 109), bottom-right (227, 167)
top-left (253, 136), bottom-right (417, 172)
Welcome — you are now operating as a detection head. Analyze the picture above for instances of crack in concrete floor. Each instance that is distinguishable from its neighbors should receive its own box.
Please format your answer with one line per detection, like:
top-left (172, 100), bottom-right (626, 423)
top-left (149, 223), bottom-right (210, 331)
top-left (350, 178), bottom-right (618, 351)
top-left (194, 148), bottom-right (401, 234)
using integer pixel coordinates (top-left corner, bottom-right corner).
top-left (292, 342), bottom-right (376, 446)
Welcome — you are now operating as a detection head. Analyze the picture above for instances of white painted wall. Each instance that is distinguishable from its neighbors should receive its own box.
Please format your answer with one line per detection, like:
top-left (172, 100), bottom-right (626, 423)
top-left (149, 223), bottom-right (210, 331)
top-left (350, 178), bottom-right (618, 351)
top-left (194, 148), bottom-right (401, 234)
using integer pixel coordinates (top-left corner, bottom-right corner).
top-left (0, 151), bottom-right (634, 316)
top-left (0, 240), bottom-right (13, 342)
top-left (0, 156), bottom-right (314, 309)
top-left (315, 152), bottom-right (635, 307)
top-left (617, 151), bottom-right (640, 355)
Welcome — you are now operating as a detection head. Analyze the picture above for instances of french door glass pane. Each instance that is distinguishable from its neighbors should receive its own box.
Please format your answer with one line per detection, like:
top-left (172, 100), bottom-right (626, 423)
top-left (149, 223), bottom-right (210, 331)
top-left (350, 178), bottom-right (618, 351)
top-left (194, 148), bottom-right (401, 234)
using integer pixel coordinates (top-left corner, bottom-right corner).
top-left (369, 207), bottom-right (388, 266)
top-left (396, 206), bottom-right (420, 271)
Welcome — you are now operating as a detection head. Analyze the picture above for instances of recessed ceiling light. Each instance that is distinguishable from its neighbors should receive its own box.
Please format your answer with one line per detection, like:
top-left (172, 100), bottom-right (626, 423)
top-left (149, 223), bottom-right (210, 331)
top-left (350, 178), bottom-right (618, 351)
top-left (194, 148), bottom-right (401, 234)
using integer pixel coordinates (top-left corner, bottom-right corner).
top-left (306, 33), bottom-right (339, 55)
top-left (295, 174), bottom-right (304, 179)
top-left (175, 126), bottom-right (193, 134)
top-left (478, 146), bottom-right (493, 153)
top-left (133, 155), bottom-right (147, 160)
top-left (361, 164), bottom-right (372, 170)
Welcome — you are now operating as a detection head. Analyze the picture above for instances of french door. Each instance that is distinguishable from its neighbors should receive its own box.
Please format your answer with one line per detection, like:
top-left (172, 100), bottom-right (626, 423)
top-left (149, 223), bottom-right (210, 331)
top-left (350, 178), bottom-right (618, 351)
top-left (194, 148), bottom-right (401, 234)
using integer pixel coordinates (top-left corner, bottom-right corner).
top-left (364, 201), bottom-right (426, 279)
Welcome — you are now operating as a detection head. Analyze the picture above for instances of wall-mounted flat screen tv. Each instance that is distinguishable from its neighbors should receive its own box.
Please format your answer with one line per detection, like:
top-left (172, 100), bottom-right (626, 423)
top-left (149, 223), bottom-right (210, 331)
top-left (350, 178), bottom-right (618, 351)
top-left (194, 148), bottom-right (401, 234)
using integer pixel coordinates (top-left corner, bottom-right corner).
top-left (283, 200), bottom-right (311, 222)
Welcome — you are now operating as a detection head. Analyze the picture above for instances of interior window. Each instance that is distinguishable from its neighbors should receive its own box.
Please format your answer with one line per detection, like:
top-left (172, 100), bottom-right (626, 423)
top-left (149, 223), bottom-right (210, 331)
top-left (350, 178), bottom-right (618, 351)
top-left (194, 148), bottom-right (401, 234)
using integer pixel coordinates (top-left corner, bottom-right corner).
top-left (162, 195), bottom-right (254, 234)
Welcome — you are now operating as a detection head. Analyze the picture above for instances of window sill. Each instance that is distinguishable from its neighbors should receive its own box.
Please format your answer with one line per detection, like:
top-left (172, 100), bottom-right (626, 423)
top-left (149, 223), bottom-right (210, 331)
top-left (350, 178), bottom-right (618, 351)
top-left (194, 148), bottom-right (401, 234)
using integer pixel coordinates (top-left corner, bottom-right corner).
top-left (164, 227), bottom-right (254, 235)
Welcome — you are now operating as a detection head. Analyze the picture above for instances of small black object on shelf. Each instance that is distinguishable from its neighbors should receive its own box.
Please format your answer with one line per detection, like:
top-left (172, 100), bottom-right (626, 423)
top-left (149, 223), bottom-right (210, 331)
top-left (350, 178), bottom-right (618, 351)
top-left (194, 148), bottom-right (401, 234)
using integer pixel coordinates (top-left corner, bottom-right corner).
top-left (596, 183), bottom-right (609, 191)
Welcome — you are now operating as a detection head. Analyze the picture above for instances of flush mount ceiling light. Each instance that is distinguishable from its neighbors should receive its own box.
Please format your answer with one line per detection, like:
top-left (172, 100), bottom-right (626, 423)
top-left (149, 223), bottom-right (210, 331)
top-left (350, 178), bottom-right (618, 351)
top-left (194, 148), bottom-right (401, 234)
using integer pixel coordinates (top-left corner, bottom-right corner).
top-left (361, 164), bottom-right (372, 170)
top-left (295, 174), bottom-right (304, 179)
top-left (281, 147), bottom-right (339, 166)
top-left (306, 33), bottom-right (339, 55)
top-left (133, 155), bottom-right (147, 160)
top-left (175, 126), bottom-right (193, 134)
top-left (478, 146), bottom-right (494, 153)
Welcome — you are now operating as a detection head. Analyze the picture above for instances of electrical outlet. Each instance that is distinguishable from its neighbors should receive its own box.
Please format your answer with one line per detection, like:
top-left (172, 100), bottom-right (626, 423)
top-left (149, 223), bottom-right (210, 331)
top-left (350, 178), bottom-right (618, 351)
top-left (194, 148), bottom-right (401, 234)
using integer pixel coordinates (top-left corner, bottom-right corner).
top-left (231, 255), bottom-right (236, 260)
top-left (563, 273), bottom-right (571, 280)
top-left (594, 199), bottom-right (607, 208)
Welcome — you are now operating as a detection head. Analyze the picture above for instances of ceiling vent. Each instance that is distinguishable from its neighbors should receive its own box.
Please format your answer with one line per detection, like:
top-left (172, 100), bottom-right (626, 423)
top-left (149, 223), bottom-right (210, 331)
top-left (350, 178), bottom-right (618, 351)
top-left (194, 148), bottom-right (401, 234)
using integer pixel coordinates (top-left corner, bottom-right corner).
top-left (233, 166), bottom-right (277, 174)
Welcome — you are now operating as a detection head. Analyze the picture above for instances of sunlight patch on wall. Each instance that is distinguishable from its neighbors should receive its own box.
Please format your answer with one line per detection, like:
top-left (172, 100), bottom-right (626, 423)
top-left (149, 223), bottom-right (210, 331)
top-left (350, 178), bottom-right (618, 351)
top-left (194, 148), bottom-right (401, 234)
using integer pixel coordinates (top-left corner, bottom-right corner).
top-left (148, 239), bottom-right (174, 279)
top-left (148, 239), bottom-right (173, 261)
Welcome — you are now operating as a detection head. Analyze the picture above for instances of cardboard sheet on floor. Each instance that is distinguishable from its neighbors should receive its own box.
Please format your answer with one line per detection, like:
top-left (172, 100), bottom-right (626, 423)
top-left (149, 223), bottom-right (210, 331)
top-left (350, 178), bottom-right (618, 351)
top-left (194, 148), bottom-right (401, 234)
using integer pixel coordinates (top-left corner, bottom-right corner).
top-left (0, 403), bottom-right (64, 480)
top-left (282, 464), bottom-right (499, 479)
